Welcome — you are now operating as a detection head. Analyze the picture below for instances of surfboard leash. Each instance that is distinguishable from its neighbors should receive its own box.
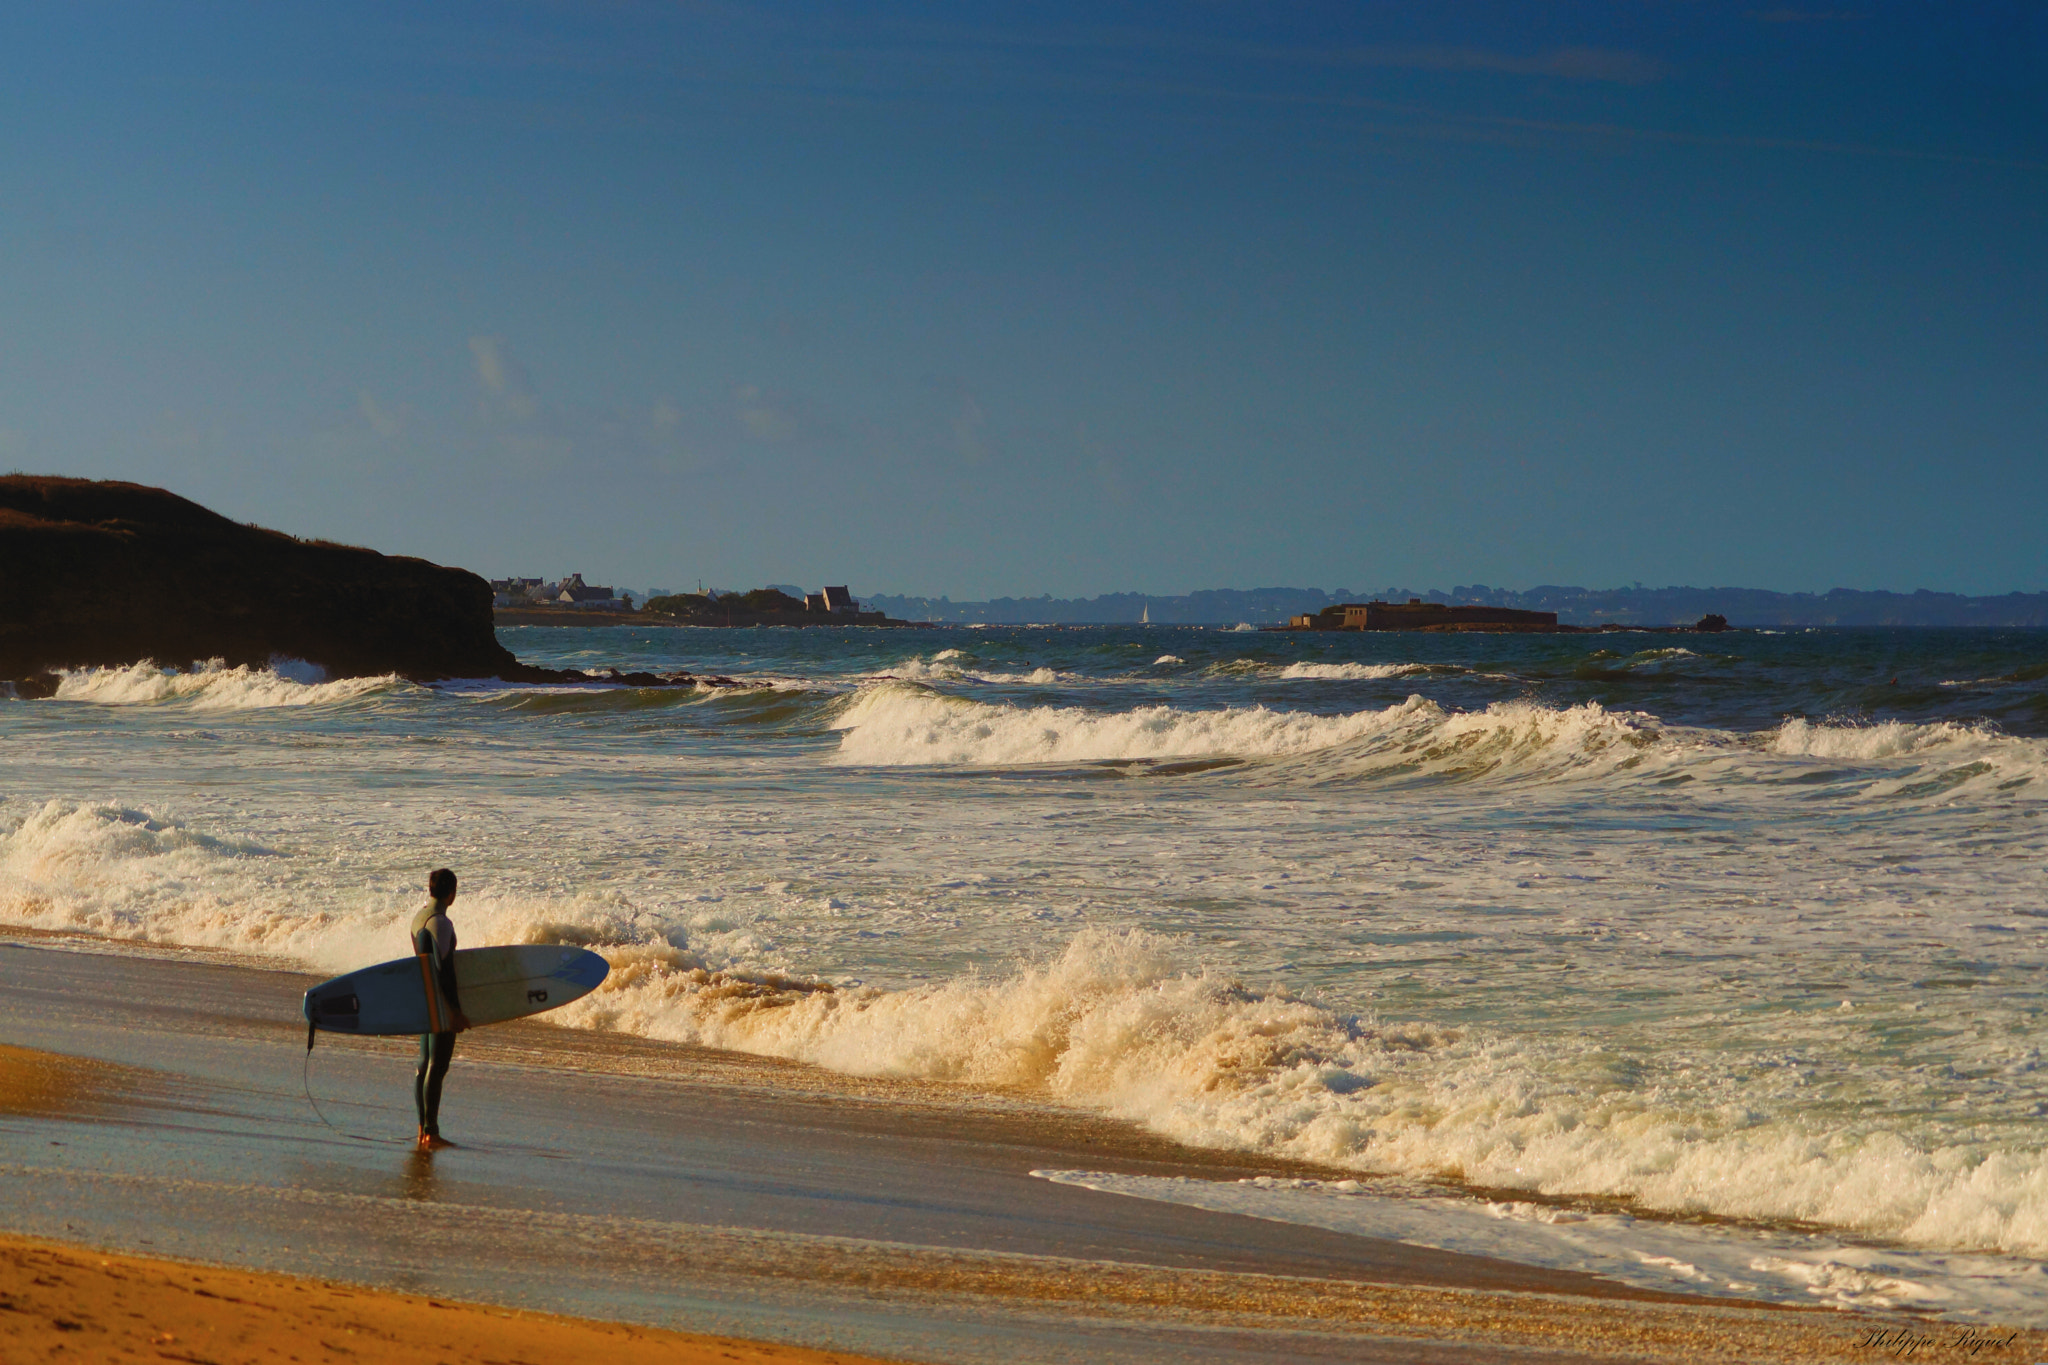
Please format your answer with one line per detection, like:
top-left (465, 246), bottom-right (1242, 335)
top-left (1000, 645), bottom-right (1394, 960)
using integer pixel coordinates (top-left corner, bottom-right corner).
top-left (301, 1033), bottom-right (413, 1146)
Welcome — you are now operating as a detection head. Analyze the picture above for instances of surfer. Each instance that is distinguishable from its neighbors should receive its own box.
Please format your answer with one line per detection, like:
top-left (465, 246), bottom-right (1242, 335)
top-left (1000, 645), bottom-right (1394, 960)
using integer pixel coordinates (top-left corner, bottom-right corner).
top-left (412, 867), bottom-right (470, 1149)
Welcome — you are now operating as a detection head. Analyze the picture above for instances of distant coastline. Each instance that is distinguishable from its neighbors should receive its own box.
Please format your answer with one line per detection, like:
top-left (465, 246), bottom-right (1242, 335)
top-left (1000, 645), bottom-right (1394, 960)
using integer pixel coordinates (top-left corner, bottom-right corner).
top-left (496, 587), bottom-right (921, 629)
top-left (865, 585), bottom-right (2048, 628)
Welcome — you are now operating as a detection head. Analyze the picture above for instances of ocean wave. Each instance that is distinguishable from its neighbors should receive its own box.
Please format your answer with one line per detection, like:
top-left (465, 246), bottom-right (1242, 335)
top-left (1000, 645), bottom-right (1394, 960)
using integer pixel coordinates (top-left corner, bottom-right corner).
top-left (827, 683), bottom-right (1417, 766)
top-left (887, 655), bottom-right (1067, 687)
top-left (1275, 661), bottom-right (1440, 681)
top-left (0, 798), bottom-right (749, 974)
top-left (1773, 716), bottom-right (1990, 761)
top-left (1036, 1171), bottom-right (2048, 1322)
top-left (14, 798), bottom-right (2048, 1263)
top-left (557, 928), bottom-right (2048, 1262)
top-left (827, 685), bottom-right (1678, 784)
top-left (53, 660), bottom-right (404, 710)
top-left (825, 683), bottom-right (2048, 799)
top-left (1767, 717), bottom-right (2048, 796)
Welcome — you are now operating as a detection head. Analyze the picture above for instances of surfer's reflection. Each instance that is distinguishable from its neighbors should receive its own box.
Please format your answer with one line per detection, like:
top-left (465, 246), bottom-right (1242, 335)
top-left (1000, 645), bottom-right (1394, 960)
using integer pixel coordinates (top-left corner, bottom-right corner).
top-left (400, 1144), bottom-right (441, 1202)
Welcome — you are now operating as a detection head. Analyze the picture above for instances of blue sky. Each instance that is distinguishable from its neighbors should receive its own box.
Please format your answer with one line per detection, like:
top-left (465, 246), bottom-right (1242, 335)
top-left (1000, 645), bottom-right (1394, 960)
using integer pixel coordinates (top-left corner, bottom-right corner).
top-left (2, 2), bottom-right (2042, 597)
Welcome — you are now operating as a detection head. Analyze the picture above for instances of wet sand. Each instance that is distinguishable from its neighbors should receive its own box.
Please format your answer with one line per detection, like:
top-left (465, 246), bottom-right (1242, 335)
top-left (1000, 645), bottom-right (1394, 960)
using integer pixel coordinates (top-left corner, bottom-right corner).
top-left (3, 930), bottom-right (2044, 1363)
top-left (0, 1232), bottom-right (890, 1364)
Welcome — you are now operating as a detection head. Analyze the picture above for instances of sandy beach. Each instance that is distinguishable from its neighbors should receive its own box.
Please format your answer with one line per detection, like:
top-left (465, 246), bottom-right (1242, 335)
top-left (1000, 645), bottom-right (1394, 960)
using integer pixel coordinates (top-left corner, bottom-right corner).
top-left (0, 1232), bottom-right (891, 1364)
top-left (1, 930), bottom-right (2041, 1364)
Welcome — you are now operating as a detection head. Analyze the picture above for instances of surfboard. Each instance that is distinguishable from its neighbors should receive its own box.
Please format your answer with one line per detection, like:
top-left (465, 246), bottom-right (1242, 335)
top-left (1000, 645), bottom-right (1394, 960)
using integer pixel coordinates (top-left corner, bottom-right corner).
top-left (302, 944), bottom-right (609, 1037)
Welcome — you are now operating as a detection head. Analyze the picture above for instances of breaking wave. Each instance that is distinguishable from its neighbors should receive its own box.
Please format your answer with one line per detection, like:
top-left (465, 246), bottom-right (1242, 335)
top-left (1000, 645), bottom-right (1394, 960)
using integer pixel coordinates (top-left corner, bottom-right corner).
top-left (887, 655), bottom-right (1068, 686)
top-left (567, 928), bottom-right (2048, 1262)
top-left (827, 682), bottom-right (1414, 766)
top-left (53, 660), bottom-right (405, 710)
top-left (1276, 661), bottom-right (1442, 681)
top-left (13, 794), bottom-right (2048, 1262)
top-left (825, 683), bottom-right (2048, 798)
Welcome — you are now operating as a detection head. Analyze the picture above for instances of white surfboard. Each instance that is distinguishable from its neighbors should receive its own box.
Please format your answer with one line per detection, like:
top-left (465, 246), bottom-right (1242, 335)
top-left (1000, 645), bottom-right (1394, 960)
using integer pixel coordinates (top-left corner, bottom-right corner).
top-left (303, 944), bottom-right (609, 1037)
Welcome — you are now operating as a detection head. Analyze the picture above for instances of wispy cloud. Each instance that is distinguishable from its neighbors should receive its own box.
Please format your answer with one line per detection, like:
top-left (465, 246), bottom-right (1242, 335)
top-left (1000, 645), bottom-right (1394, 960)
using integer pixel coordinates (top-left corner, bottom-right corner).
top-left (356, 390), bottom-right (405, 439)
top-left (469, 335), bottom-right (540, 423)
top-left (731, 383), bottom-right (805, 443)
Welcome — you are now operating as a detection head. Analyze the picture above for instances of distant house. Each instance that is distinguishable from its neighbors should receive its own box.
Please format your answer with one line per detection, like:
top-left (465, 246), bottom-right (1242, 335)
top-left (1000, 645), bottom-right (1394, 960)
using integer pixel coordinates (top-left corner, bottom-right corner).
top-left (489, 576), bottom-right (544, 607)
top-left (544, 573), bottom-right (631, 610)
top-left (818, 585), bottom-right (858, 615)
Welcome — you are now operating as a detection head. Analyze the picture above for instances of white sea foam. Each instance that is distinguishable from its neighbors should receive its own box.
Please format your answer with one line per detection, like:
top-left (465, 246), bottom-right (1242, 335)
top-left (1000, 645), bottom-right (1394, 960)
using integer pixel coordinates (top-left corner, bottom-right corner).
top-left (888, 655), bottom-right (1065, 686)
top-left (1775, 716), bottom-right (1985, 761)
top-left (54, 660), bottom-right (403, 710)
top-left (827, 683), bottom-right (1420, 766)
top-left (826, 683), bottom-right (2048, 801)
top-left (14, 793), bottom-right (2048, 1267)
top-left (1276, 661), bottom-right (1435, 681)
top-left (1033, 1171), bottom-right (2048, 1324)
top-left (0, 799), bottom-right (724, 975)
top-left (557, 927), bottom-right (2048, 1266)
top-left (830, 686), bottom-right (1689, 787)
top-left (1153, 655), bottom-right (1184, 666)
top-left (1768, 717), bottom-right (2048, 796)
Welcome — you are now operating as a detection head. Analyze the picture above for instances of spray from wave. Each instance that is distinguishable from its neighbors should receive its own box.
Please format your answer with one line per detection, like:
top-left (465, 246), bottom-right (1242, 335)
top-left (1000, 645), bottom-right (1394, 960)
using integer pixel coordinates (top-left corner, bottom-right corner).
top-left (543, 928), bottom-right (2048, 1262)
top-left (1276, 661), bottom-right (1442, 681)
top-left (828, 682), bottom-right (1421, 766)
top-left (887, 655), bottom-right (1066, 686)
top-left (11, 795), bottom-right (2048, 1259)
top-left (54, 660), bottom-right (405, 710)
top-left (825, 683), bottom-right (2048, 798)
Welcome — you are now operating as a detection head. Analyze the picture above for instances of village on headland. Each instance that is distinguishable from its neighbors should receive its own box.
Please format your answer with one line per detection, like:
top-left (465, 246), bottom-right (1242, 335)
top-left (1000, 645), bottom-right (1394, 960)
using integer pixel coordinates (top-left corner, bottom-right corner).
top-left (490, 575), bottom-right (913, 627)
top-left (486, 574), bottom-right (1736, 633)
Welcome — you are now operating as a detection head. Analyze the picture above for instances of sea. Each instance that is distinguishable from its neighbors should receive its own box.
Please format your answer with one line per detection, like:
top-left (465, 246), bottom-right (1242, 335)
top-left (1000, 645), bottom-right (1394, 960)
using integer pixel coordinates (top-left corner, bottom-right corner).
top-left (6, 624), bottom-right (2048, 1321)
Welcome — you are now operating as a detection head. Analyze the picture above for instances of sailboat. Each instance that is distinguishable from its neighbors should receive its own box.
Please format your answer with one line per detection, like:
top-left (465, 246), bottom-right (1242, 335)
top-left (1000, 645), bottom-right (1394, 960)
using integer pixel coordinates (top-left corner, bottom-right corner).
top-left (1140, 603), bottom-right (1150, 625)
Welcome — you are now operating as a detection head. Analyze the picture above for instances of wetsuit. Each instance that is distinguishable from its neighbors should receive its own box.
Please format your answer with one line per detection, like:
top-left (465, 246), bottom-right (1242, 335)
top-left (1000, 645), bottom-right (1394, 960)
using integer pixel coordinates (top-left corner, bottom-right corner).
top-left (410, 902), bottom-right (463, 1138)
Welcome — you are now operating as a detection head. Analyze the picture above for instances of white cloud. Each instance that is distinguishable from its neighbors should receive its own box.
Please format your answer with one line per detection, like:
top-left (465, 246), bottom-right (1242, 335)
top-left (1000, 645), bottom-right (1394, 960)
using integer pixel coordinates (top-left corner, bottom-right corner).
top-left (732, 383), bottom-right (801, 443)
top-left (357, 389), bottom-right (404, 439)
top-left (469, 335), bottom-right (540, 423)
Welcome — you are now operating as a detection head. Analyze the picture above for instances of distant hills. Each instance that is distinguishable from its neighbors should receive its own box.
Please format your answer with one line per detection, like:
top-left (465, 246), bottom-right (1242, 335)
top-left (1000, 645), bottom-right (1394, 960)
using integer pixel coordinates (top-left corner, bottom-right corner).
top-left (862, 585), bottom-right (2048, 628)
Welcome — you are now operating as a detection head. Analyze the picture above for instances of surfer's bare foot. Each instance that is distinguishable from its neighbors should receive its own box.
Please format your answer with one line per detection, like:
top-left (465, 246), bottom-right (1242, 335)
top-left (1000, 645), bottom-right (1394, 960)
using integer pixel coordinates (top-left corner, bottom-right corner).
top-left (421, 1134), bottom-right (457, 1150)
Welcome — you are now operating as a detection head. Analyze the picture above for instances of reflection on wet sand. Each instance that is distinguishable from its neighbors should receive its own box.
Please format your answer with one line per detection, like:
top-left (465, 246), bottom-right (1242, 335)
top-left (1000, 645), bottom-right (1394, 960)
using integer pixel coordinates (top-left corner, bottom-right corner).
top-left (399, 1145), bottom-right (440, 1202)
top-left (0, 1043), bottom-right (151, 1118)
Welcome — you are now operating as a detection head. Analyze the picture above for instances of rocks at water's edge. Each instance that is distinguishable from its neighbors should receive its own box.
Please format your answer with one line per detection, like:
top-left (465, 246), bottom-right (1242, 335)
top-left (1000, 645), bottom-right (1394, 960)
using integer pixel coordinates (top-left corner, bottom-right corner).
top-left (0, 477), bottom-right (706, 692)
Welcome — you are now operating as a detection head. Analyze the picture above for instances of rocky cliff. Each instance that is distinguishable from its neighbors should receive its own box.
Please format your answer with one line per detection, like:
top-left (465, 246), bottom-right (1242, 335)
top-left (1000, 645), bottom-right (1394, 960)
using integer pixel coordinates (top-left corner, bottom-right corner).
top-left (0, 477), bottom-right (530, 685)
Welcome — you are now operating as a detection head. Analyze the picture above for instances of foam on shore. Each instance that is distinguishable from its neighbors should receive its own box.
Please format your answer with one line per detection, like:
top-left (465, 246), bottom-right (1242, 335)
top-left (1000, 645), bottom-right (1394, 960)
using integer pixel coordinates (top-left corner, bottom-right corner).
top-left (10, 794), bottom-right (2047, 1270)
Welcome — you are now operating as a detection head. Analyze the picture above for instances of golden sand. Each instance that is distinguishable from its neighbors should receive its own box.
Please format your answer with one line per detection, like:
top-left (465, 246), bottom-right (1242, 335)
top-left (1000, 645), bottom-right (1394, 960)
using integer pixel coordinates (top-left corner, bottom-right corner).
top-left (0, 1233), bottom-right (895, 1365)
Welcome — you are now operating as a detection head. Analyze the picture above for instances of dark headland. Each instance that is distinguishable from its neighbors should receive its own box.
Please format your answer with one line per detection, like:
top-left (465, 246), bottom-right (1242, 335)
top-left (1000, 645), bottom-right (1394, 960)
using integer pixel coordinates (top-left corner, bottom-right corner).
top-left (0, 477), bottom-right (704, 693)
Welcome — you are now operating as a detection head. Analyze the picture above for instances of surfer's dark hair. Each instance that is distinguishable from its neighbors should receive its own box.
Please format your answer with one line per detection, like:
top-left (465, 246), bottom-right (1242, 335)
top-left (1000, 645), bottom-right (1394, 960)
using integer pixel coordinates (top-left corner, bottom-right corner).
top-left (428, 868), bottom-right (457, 901)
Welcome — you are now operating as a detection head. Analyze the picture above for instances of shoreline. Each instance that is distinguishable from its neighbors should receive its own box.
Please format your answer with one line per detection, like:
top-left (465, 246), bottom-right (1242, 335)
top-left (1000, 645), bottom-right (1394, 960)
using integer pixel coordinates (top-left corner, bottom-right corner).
top-left (5, 932), bottom-right (2047, 1361)
top-left (0, 1233), bottom-right (893, 1365)
top-left (494, 608), bottom-right (935, 629)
